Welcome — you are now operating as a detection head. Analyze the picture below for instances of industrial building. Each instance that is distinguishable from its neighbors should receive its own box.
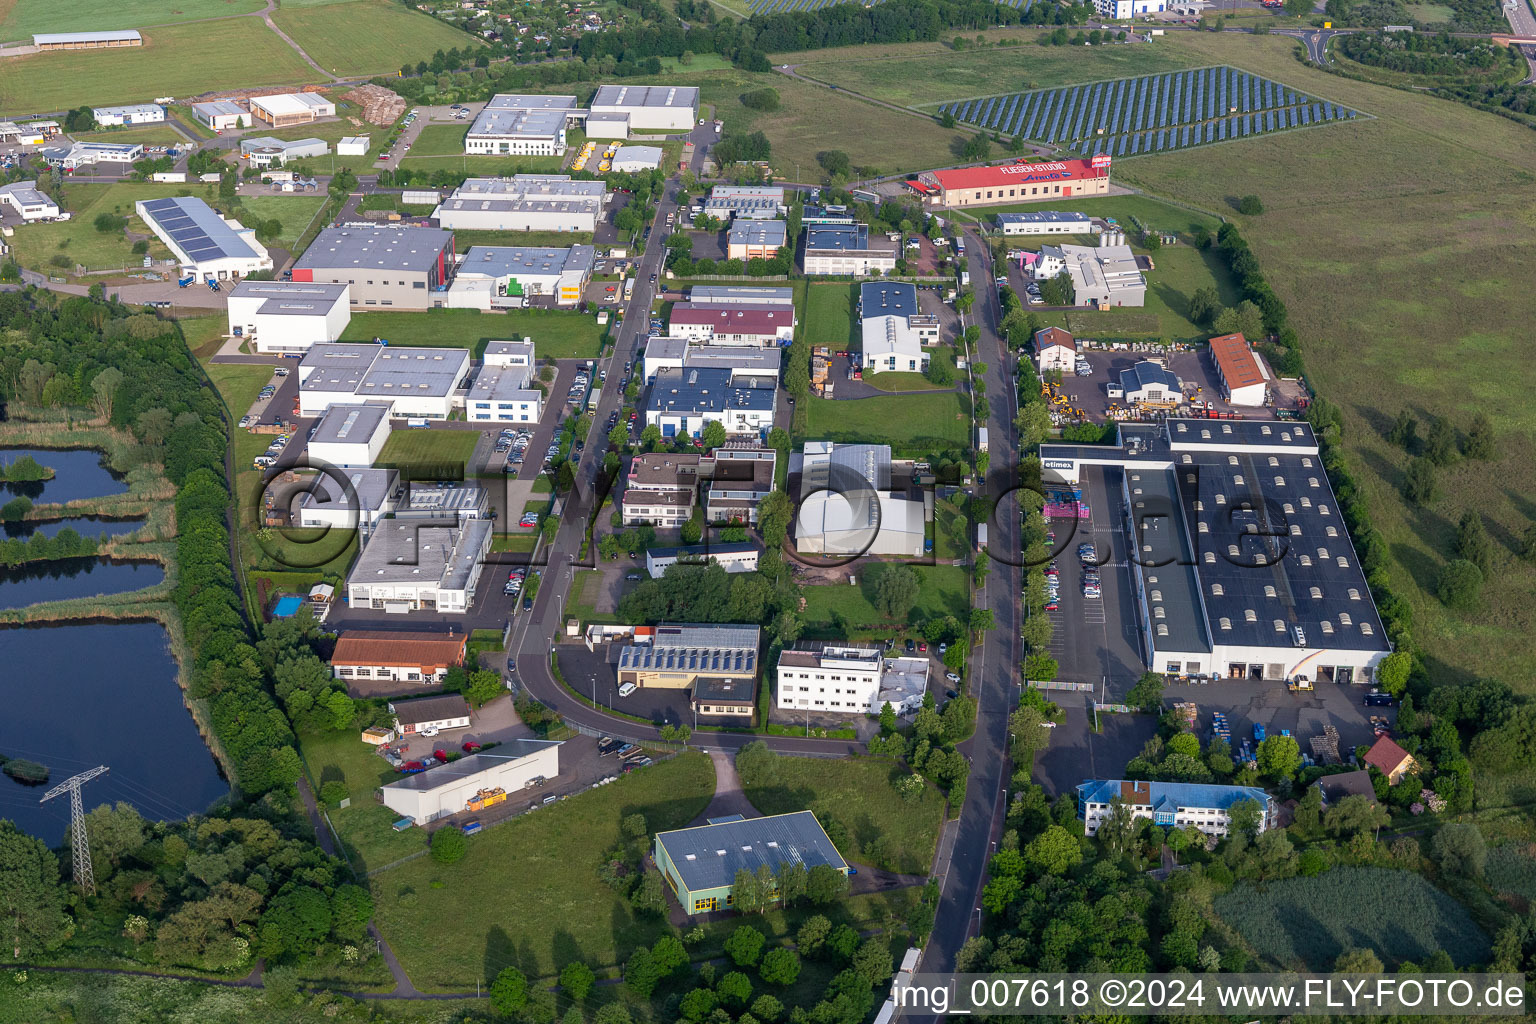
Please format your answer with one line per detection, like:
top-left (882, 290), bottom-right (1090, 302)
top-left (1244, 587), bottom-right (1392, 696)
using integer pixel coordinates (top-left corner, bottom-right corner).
top-left (292, 224), bottom-right (455, 310)
top-left (997, 210), bottom-right (1094, 236)
top-left (192, 100), bottom-right (248, 131)
top-left (690, 677), bottom-right (757, 721)
top-left (307, 402), bottom-right (392, 467)
top-left (466, 94), bottom-right (578, 155)
top-left (859, 282), bottom-right (940, 375)
top-left (91, 103), bottom-right (164, 126)
top-left (466, 364), bottom-right (542, 423)
top-left (585, 111), bottom-right (633, 139)
top-left (689, 285), bottom-right (794, 309)
top-left (907, 159), bottom-right (1112, 208)
top-left (776, 645), bottom-right (930, 715)
top-left (611, 145), bottom-right (663, 171)
top-left (655, 811), bottom-right (847, 915)
top-left (331, 630), bottom-right (468, 687)
top-left (248, 92), bottom-right (336, 127)
top-left (1095, 0), bottom-right (1167, 17)
top-left (1034, 326), bottom-right (1076, 374)
top-left (621, 447), bottom-right (776, 527)
top-left (432, 175), bottom-right (606, 234)
top-left (296, 468), bottom-right (399, 531)
top-left (646, 542), bottom-right (760, 577)
top-left (589, 84), bottom-right (699, 132)
top-left (1207, 332), bottom-right (1271, 407)
top-left (726, 220), bottom-right (787, 260)
top-left (240, 136), bottom-right (328, 168)
top-left (1039, 419), bottom-right (1392, 686)
top-left (449, 244), bottom-right (594, 308)
top-left (703, 446), bottom-right (777, 524)
top-left (226, 280), bottom-right (351, 354)
top-left (394, 483), bottom-right (489, 525)
top-left (645, 367), bottom-right (776, 438)
top-left (388, 694), bottom-right (471, 736)
top-left (33, 30), bottom-right (141, 49)
top-left (381, 742), bottom-right (563, 825)
top-left (1117, 360), bottom-right (1181, 407)
top-left (337, 136), bottom-right (371, 156)
top-left (297, 343), bottom-right (471, 420)
top-left (45, 141), bottom-right (143, 170)
top-left (1077, 780), bottom-right (1275, 837)
top-left (802, 223), bottom-right (897, 276)
top-left (0, 180), bottom-right (59, 222)
top-left (1037, 242), bottom-right (1146, 308)
top-left (794, 441), bottom-right (927, 557)
top-left (346, 518), bottom-right (494, 613)
top-left (666, 304), bottom-right (794, 347)
top-left (616, 623), bottom-right (760, 690)
top-left (135, 196), bottom-right (272, 280)
top-left (703, 185), bottom-right (785, 221)
top-left (641, 338), bottom-right (782, 385)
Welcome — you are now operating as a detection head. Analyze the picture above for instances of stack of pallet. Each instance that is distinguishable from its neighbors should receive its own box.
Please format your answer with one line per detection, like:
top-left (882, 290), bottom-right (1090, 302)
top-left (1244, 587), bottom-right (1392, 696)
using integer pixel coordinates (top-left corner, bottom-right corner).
top-left (343, 84), bottom-right (406, 126)
top-left (1309, 724), bottom-right (1341, 765)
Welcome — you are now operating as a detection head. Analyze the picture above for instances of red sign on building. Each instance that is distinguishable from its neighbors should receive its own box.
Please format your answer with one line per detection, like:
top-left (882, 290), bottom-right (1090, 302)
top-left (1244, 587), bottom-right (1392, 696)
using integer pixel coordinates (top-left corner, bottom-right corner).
top-left (1091, 153), bottom-right (1112, 170)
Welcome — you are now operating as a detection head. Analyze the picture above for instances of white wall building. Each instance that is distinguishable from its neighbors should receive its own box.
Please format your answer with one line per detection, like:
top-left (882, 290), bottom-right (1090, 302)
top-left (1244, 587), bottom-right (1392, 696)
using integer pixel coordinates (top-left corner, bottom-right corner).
top-left (248, 92), bottom-right (335, 127)
top-left (240, 136), bottom-right (328, 168)
top-left (1094, 0), bottom-right (1167, 18)
top-left (1038, 243), bottom-right (1146, 307)
top-left (0, 180), bottom-right (59, 221)
top-left (433, 175), bottom-right (606, 234)
top-left (803, 223), bottom-right (897, 276)
top-left (666, 304), bottom-right (794, 347)
top-left (387, 694), bottom-right (472, 737)
top-left (338, 136), bottom-right (371, 156)
top-left (346, 518), bottom-right (493, 613)
top-left (1034, 327), bottom-right (1077, 375)
top-left (226, 281), bottom-right (351, 354)
top-left (307, 403), bottom-right (393, 468)
top-left (589, 84), bottom-right (699, 132)
top-left (484, 339), bottom-right (536, 370)
top-left (135, 196), bottom-right (272, 280)
top-left (646, 542), bottom-right (759, 577)
top-left (91, 103), bottom-right (164, 126)
top-left (1208, 332), bottom-right (1270, 407)
top-left (296, 467), bottom-right (399, 531)
top-left (449, 244), bottom-right (594, 308)
top-left (46, 141), bottom-right (143, 170)
top-left (859, 283), bottom-right (939, 374)
top-left (1077, 780), bottom-right (1275, 837)
top-left (466, 94), bottom-right (577, 155)
top-left (297, 344), bottom-right (471, 419)
top-left (997, 210), bottom-right (1094, 235)
top-left (191, 100), bottom-right (248, 131)
top-left (776, 645), bottom-right (929, 714)
top-left (645, 367), bottom-right (776, 439)
top-left (467, 365), bottom-right (542, 423)
top-left (380, 742), bottom-right (562, 825)
top-left (611, 145), bottom-right (663, 171)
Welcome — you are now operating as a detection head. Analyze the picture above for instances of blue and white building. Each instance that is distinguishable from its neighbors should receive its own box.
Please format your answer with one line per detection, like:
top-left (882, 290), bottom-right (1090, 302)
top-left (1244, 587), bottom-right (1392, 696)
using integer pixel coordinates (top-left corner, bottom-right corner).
top-left (997, 210), bottom-right (1094, 236)
top-left (1094, 0), bottom-right (1167, 18)
top-left (644, 367), bottom-right (776, 438)
top-left (91, 103), bottom-right (165, 127)
top-left (135, 195), bottom-right (272, 280)
top-left (1077, 779), bottom-right (1275, 837)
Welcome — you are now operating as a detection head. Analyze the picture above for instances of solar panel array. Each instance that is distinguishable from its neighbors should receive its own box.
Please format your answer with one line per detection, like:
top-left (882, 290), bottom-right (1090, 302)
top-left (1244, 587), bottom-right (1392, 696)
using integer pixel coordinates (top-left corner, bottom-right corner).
top-left (747, 0), bottom-right (1036, 13)
top-left (140, 197), bottom-right (237, 263)
top-left (937, 67), bottom-right (1360, 157)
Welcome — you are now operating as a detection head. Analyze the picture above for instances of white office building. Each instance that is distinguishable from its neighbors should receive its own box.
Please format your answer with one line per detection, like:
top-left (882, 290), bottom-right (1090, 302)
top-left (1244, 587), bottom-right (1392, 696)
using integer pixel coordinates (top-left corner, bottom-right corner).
top-left (91, 103), bottom-right (164, 126)
top-left (448, 244), bottom-right (594, 309)
top-left (1077, 780), bottom-right (1275, 837)
top-left (240, 136), bottom-right (328, 168)
top-left (466, 365), bottom-right (542, 424)
top-left (466, 94), bottom-right (578, 155)
top-left (346, 518), bottom-right (494, 613)
top-left (135, 196), bottom-right (272, 280)
top-left (1034, 327), bottom-right (1077, 375)
top-left (645, 367), bottom-right (776, 439)
top-left (296, 467), bottom-right (399, 531)
top-left (703, 185), bottom-right (786, 221)
top-left (307, 403), bottom-right (393, 468)
top-left (483, 339), bottom-right (536, 370)
top-left (1037, 243), bottom-right (1146, 308)
top-left (433, 175), bottom-right (606, 233)
top-left (997, 210), bottom-right (1094, 235)
top-left (0, 180), bottom-right (59, 221)
top-left (688, 285), bottom-right (795, 309)
top-left (297, 343), bottom-right (471, 419)
top-left (859, 282), bottom-right (939, 374)
top-left (776, 645), bottom-right (929, 715)
top-left (44, 141), bottom-right (143, 170)
top-left (192, 100), bottom-right (248, 131)
top-left (226, 281), bottom-right (351, 354)
top-left (589, 84), bottom-right (699, 132)
top-left (1094, 0), bottom-right (1167, 18)
top-left (642, 336), bottom-right (781, 382)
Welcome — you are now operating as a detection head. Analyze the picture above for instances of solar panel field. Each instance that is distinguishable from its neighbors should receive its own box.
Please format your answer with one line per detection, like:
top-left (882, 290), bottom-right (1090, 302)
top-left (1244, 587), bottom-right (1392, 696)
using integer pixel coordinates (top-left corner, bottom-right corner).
top-left (747, 0), bottom-right (1039, 12)
top-left (939, 66), bottom-right (1362, 156)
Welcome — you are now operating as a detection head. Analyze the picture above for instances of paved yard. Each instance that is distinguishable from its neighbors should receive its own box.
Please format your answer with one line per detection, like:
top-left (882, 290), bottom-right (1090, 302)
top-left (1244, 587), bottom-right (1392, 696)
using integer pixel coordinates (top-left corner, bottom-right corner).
top-left (1032, 704), bottom-right (1159, 798)
top-left (556, 642), bottom-right (696, 727)
top-left (1161, 677), bottom-right (1388, 765)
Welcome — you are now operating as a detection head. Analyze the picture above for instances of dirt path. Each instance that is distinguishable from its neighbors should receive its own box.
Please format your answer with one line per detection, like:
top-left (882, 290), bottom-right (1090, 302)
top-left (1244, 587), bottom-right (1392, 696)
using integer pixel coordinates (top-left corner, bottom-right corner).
top-left (259, 0), bottom-right (340, 82)
top-left (688, 750), bottom-right (757, 826)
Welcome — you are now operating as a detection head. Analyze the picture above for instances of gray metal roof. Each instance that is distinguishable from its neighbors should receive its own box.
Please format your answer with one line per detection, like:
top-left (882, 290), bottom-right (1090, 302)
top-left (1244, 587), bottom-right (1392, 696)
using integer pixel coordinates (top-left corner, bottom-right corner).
top-left (193, 100), bottom-right (247, 119)
top-left (726, 220), bottom-right (786, 246)
top-left (591, 84), bottom-right (699, 110)
top-left (34, 29), bottom-right (140, 44)
top-left (469, 367), bottom-right (539, 402)
top-left (92, 103), bottom-right (163, 118)
top-left (229, 279), bottom-right (347, 313)
top-left (381, 742), bottom-right (562, 792)
top-left (1119, 359), bottom-right (1179, 395)
top-left (299, 467), bottom-right (398, 511)
top-left (310, 403), bottom-right (390, 446)
top-left (468, 94), bottom-right (576, 140)
top-left (349, 518), bottom-right (491, 588)
top-left (1167, 418), bottom-right (1317, 450)
top-left (0, 180), bottom-right (53, 208)
top-left (689, 285), bottom-right (794, 307)
top-left (645, 335), bottom-right (687, 362)
top-left (138, 196), bottom-right (261, 263)
top-left (457, 244), bottom-right (594, 279)
top-left (387, 693), bottom-right (471, 727)
top-left (804, 223), bottom-right (871, 252)
top-left (860, 281), bottom-right (918, 321)
top-left (656, 811), bottom-right (846, 892)
top-left (295, 224), bottom-right (452, 273)
top-left (646, 367), bottom-right (776, 417)
top-left (997, 210), bottom-right (1092, 225)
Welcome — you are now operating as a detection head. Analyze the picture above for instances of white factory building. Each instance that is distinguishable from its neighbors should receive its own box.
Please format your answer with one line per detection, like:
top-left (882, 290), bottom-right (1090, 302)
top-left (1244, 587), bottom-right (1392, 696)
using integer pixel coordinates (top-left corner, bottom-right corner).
top-left (859, 282), bottom-right (940, 375)
top-left (703, 185), bottom-right (786, 222)
top-left (611, 145), bottom-right (663, 171)
top-left (248, 92), bottom-right (335, 127)
top-left (226, 281), bottom-right (351, 354)
top-left (297, 343), bottom-right (471, 419)
top-left (466, 94), bottom-right (579, 155)
top-left (645, 367), bottom-right (777, 439)
top-left (448, 244), bottom-right (594, 308)
top-left (337, 136), bottom-right (371, 156)
top-left (688, 285), bottom-right (795, 309)
top-left (1036, 242), bottom-right (1146, 308)
top-left (346, 517), bottom-right (494, 613)
top-left (794, 441), bottom-right (926, 557)
top-left (307, 403), bottom-right (393, 468)
top-left (44, 141), bottom-right (143, 170)
top-left (296, 467), bottom-right (399, 531)
top-left (0, 180), bottom-right (60, 221)
top-left (1094, 0), bottom-right (1167, 18)
top-left (240, 136), bottom-right (329, 168)
top-left (135, 196), bottom-right (272, 280)
top-left (192, 100), bottom-right (248, 131)
top-left (642, 337), bottom-right (781, 383)
top-left (589, 84), bottom-right (699, 133)
top-left (997, 210), bottom-right (1094, 236)
top-left (380, 742), bottom-right (562, 825)
top-left (467, 360), bottom-right (543, 424)
top-left (91, 103), bottom-right (164, 126)
top-left (776, 645), bottom-right (929, 715)
top-left (432, 175), bottom-right (606, 233)
top-left (1078, 780), bottom-right (1275, 838)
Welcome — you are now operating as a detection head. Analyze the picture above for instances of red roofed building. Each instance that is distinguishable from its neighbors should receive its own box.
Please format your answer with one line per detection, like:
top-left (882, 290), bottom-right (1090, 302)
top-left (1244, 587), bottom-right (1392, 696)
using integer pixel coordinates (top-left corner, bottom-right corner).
top-left (909, 159), bottom-right (1111, 208)
top-left (1034, 326), bottom-right (1076, 374)
top-left (1363, 735), bottom-right (1417, 785)
top-left (331, 630), bottom-right (467, 691)
top-left (1207, 332), bottom-right (1271, 407)
top-left (666, 304), bottom-right (795, 347)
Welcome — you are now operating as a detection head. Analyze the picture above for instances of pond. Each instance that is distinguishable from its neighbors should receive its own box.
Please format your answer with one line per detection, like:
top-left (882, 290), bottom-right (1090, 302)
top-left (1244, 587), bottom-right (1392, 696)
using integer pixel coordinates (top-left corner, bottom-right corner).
top-left (0, 557), bottom-right (163, 611)
top-left (1, 515), bottom-right (146, 541)
top-left (0, 447), bottom-right (129, 505)
top-left (0, 622), bottom-right (228, 841)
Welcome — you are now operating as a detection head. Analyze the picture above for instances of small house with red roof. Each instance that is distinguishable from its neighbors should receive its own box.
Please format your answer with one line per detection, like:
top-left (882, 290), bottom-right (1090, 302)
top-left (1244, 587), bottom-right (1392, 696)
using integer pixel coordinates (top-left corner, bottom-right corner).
top-left (1034, 326), bottom-right (1076, 374)
top-left (1363, 735), bottom-right (1416, 785)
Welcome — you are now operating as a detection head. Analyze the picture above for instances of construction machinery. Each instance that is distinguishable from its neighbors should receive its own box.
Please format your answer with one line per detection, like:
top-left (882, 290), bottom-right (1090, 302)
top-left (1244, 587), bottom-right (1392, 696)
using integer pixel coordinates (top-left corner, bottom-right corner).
top-left (1286, 676), bottom-right (1314, 694)
top-left (465, 787), bottom-right (507, 812)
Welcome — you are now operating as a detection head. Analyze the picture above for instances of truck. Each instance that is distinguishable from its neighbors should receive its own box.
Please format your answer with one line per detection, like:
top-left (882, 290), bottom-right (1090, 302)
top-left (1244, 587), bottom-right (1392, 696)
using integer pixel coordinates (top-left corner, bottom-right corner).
top-left (623, 278), bottom-right (634, 302)
top-left (977, 427), bottom-right (989, 452)
top-left (177, 276), bottom-right (195, 288)
top-left (205, 277), bottom-right (220, 292)
top-left (465, 787), bottom-right (506, 812)
top-left (958, 270), bottom-right (970, 288)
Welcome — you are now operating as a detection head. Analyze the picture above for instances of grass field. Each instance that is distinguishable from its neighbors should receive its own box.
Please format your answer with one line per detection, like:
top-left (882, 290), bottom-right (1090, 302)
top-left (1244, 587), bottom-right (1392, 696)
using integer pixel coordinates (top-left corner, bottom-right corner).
top-left (804, 283), bottom-right (857, 350)
top-left (408, 123), bottom-right (468, 157)
top-left (453, 228), bottom-right (597, 249)
top-left (1214, 867), bottom-right (1490, 969)
top-left (5, 181), bottom-right (201, 275)
top-left (237, 195), bottom-right (327, 249)
top-left (272, 0), bottom-right (482, 77)
top-left (369, 752), bottom-right (716, 986)
top-left (1117, 31), bottom-right (1536, 686)
top-left (299, 727), bottom-right (442, 873)
top-left (795, 39), bottom-right (1206, 111)
top-left (1486, 842), bottom-right (1536, 907)
top-left (0, 18), bottom-right (313, 110)
top-left (394, 152), bottom-right (567, 176)
top-left (339, 309), bottom-right (602, 358)
top-left (377, 429), bottom-right (479, 470)
top-left (0, 0), bottom-right (265, 38)
top-left (799, 565), bottom-right (970, 633)
top-left (799, 391), bottom-right (970, 447)
top-left (74, 125), bottom-right (185, 146)
top-left (741, 755), bottom-right (945, 874)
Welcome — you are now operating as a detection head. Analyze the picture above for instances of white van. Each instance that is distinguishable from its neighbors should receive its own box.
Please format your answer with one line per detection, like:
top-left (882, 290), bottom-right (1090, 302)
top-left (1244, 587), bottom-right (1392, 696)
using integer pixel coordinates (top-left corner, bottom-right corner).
top-left (618, 682), bottom-right (637, 697)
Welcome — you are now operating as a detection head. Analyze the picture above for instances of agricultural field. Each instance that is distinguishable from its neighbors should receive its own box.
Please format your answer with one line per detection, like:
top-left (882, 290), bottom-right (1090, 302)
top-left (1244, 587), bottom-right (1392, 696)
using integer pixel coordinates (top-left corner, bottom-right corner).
top-left (941, 67), bottom-right (1362, 157)
top-left (798, 391), bottom-right (970, 447)
top-left (1213, 867), bottom-right (1490, 969)
top-left (0, 18), bottom-right (313, 111)
top-left (270, 0), bottom-right (482, 78)
top-left (1119, 31), bottom-right (1536, 686)
top-left (338, 308), bottom-right (603, 358)
top-left (0, 0), bottom-right (264, 38)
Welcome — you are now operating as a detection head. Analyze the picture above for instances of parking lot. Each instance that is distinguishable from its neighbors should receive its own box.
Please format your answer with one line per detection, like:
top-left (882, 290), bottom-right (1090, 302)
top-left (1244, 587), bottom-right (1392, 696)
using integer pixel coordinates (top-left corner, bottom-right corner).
top-left (1162, 676), bottom-right (1389, 766)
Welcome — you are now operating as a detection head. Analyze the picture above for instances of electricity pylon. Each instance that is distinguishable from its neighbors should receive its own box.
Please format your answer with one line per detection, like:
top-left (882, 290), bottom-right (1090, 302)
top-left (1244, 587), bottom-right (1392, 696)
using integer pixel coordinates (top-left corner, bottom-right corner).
top-left (40, 766), bottom-right (110, 895)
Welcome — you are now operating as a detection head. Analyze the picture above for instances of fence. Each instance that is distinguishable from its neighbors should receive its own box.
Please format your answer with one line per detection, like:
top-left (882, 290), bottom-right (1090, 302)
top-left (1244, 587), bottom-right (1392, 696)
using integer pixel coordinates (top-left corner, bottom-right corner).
top-left (1029, 679), bottom-right (1094, 692)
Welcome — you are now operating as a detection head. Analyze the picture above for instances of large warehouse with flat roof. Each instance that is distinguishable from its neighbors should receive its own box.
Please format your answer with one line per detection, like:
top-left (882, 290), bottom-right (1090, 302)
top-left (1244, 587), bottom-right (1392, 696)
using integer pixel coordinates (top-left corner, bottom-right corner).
top-left (908, 160), bottom-right (1111, 208)
top-left (297, 343), bottom-right (470, 419)
top-left (655, 811), bottom-right (847, 914)
top-left (381, 741), bottom-right (562, 824)
top-left (135, 196), bottom-right (272, 280)
top-left (466, 94), bottom-right (579, 155)
top-left (589, 84), bottom-right (699, 132)
top-left (1040, 419), bottom-right (1391, 687)
top-left (226, 280), bottom-right (350, 354)
top-left (292, 224), bottom-right (454, 310)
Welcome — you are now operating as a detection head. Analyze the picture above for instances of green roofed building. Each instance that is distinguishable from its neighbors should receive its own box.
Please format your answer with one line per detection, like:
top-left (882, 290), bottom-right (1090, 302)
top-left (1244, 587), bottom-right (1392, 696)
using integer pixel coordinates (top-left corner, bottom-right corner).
top-left (653, 810), bottom-right (848, 914)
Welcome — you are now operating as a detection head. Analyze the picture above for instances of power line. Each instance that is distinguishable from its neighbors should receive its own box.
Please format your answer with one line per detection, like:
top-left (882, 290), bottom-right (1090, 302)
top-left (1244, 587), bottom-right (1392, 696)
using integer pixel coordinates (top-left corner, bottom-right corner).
top-left (40, 766), bottom-right (109, 895)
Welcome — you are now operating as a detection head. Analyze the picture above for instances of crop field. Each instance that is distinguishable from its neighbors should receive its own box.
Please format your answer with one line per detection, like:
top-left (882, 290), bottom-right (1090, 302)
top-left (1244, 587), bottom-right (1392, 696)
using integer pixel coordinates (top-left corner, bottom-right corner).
top-left (1214, 867), bottom-right (1489, 969)
top-left (1118, 31), bottom-right (1536, 686)
top-left (940, 67), bottom-right (1363, 157)
top-left (0, 0), bottom-right (264, 39)
top-left (271, 0), bottom-right (481, 78)
top-left (0, 18), bottom-right (312, 111)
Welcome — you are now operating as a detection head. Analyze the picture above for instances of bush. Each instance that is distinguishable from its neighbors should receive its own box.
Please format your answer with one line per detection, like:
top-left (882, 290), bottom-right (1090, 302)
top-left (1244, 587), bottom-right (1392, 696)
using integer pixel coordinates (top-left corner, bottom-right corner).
top-left (94, 212), bottom-right (128, 233)
top-left (1237, 195), bottom-right (1264, 215)
top-left (740, 88), bottom-right (781, 111)
top-left (318, 780), bottom-right (348, 806)
top-left (430, 826), bottom-right (468, 864)
top-left (1435, 559), bottom-right (1483, 610)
